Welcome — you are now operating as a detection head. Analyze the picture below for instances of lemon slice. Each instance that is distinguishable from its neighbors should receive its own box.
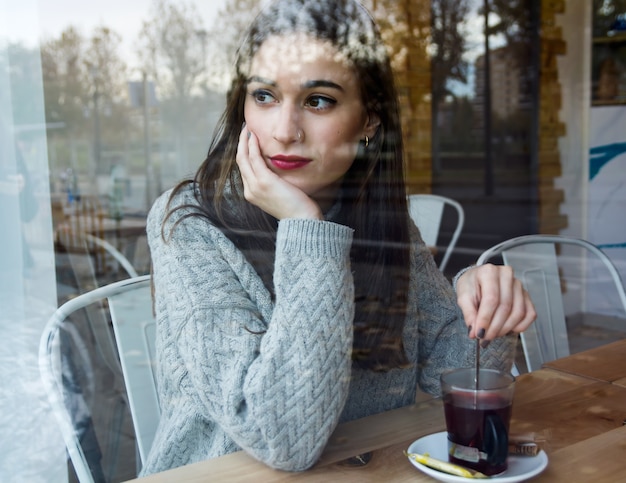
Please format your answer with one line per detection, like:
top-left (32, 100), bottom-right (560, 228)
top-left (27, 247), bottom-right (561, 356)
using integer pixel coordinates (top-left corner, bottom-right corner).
top-left (405, 451), bottom-right (489, 479)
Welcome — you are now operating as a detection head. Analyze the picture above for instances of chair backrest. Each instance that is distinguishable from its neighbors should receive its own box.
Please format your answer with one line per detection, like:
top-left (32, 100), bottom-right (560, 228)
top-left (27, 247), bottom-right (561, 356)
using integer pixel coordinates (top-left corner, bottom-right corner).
top-left (39, 275), bottom-right (158, 482)
top-left (58, 229), bottom-right (139, 282)
top-left (108, 277), bottom-right (159, 464)
top-left (476, 235), bottom-right (626, 372)
top-left (407, 194), bottom-right (465, 272)
top-left (56, 195), bottom-right (106, 272)
top-left (82, 233), bottom-right (139, 278)
top-left (60, 233), bottom-right (140, 401)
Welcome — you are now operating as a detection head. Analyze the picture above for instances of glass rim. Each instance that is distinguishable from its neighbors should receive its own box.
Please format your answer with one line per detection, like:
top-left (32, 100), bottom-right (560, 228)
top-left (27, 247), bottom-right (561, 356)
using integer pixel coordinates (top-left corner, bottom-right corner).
top-left (440, 367), bottom-right (515, 392)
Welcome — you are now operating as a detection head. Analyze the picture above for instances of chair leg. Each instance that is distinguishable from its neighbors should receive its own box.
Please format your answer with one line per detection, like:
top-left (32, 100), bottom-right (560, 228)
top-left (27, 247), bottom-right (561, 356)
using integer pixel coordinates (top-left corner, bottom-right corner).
top-left (101, 394), bottom-right (126, 481)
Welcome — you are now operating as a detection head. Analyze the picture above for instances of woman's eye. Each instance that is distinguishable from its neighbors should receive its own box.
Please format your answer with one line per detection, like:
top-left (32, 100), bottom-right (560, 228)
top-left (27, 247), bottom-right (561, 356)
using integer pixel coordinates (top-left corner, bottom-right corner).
top-left (251, 89), bottom-right (276, 104)
top-left (306, 95), bottom-right (336, 110)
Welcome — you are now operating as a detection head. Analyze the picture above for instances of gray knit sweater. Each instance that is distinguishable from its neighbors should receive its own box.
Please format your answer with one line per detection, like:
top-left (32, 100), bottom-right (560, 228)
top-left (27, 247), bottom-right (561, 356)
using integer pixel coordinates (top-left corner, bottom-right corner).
top-left (141, 186), bottom-right (515, 475)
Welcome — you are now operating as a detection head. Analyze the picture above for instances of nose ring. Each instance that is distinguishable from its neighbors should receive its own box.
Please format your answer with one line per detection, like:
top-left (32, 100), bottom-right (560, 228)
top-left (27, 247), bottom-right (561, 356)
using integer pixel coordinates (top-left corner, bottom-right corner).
top-left (297, 129), bottom-right (303, 141)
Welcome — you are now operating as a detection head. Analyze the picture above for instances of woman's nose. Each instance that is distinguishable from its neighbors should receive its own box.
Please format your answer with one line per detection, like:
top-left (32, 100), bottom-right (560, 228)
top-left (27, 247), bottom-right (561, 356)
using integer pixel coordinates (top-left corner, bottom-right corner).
top-left (272, 104), bottom-right (302, 143)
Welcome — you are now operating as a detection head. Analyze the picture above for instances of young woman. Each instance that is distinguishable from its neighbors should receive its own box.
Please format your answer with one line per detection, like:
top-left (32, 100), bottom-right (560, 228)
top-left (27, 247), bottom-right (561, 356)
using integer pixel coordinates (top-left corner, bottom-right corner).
top-left (142, 0), bottom-right (535, 475)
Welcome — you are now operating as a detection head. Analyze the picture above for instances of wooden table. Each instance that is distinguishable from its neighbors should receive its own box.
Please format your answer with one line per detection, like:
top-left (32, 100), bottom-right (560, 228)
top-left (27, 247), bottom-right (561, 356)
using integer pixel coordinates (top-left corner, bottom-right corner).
top-left (99, 216), bottom-right (147, 238)
top-left (131, 345), bottom-right (626, 482)
top-left (543, 338), bottom-right (626, 384)
top-left (56, 214), bottom-right (146, 275)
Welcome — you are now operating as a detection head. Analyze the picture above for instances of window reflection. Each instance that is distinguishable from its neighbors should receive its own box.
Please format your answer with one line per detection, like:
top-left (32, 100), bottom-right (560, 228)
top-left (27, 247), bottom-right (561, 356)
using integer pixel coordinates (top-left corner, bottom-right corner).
top-left (3, 0), bottom-right (541, 480)
top-left (1, 0), bottom-right (625, 481)
top-left (39, 1), bottom-right (238, 298)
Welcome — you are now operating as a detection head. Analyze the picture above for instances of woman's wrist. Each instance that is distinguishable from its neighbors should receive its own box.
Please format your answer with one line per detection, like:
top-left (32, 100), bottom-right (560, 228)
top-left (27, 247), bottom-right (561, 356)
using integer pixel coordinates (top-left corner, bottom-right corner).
top-left (452, 265), bottom-right (475, 292)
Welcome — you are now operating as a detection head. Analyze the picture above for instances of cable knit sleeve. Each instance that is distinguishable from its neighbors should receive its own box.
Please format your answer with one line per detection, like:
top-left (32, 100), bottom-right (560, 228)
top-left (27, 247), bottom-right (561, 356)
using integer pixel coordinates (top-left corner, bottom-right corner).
top-left (408, 223), bottom-right (516, 396)
top-left (143, 189), bottom-right (355, 474)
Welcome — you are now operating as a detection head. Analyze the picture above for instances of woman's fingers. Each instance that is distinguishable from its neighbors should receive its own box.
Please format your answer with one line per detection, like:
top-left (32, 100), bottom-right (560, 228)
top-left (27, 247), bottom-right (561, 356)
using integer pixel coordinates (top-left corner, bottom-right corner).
top-left (457, 264), bottom-right (537, 341)
top-left (472, 265), bottom-right (507, 339)
top-left (457, 264), bottom-right (500, 338)
top-left (235, 126), bottom-right (322, 220)
top-left (479, 265), bottom-right (515, 339)
top-left (490, 273), bottom-right (536, 337)
top-left (236, 127), bottom-right (277, 201)
top-left (236, 125), bottom-right (253, 190)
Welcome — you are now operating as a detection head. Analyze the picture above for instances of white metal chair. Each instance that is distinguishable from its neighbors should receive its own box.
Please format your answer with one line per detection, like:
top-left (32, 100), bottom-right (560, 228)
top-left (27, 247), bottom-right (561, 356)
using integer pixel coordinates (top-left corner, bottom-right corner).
top-left (82, 233), bottom-right (139, 278)
top-left (407, 194), bottom-right (465, 272)
top-left (39, 275), bottom-right (159, 483)
top-left (477, 234), bottom-right (626, 373)
top-left (55, 232), bottom-right (142, 480)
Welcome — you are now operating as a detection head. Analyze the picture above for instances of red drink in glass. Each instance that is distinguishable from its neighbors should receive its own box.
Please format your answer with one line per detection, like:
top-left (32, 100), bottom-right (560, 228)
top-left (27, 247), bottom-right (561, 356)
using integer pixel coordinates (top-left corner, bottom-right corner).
top-left (441, 368), bottom-right (515, 476)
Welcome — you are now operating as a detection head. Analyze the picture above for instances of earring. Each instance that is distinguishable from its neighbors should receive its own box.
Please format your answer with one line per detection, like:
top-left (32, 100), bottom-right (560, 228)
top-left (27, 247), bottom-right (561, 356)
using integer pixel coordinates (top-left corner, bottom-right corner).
top-left (364, 135), bottom-right (369, 148)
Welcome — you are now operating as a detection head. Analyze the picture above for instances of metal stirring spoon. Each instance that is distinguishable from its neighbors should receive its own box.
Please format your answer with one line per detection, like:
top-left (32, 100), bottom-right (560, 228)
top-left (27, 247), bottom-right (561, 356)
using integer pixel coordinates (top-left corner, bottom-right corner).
top-left (475, 337), bottom-right (480, 389)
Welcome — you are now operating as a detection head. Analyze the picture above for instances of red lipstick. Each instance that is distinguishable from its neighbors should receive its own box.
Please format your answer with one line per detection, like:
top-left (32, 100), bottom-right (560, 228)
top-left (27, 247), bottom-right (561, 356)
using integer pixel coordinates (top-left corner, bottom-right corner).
top-left (269, 155), bottom-right (311, 170)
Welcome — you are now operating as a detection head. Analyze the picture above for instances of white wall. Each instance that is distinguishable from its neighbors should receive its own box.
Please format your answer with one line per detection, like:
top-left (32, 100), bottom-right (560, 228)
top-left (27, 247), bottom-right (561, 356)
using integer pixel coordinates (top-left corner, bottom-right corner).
top-left (556, 1), bottom-right (626, 322)
top-left (555, 1), bottom-right (592, 239)
top-left (554, 1), bottom-right (593, 317)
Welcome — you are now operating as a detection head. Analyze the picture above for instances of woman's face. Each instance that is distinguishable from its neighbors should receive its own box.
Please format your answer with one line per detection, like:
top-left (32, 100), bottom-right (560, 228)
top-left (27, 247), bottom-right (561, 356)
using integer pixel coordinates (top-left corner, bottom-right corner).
top-left (243, 34), bottom-right (379, 207)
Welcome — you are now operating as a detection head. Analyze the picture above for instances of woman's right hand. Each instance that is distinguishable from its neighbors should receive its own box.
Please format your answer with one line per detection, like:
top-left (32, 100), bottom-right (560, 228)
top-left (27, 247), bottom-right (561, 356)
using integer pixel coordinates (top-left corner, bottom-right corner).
top-left (236, 126), bottom-right (323, 220)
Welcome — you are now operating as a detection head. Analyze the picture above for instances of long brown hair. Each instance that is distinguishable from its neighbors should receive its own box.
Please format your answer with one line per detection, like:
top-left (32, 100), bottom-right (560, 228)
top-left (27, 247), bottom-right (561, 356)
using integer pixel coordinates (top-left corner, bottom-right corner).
top-left (164, 0), bottom-right (411, 371)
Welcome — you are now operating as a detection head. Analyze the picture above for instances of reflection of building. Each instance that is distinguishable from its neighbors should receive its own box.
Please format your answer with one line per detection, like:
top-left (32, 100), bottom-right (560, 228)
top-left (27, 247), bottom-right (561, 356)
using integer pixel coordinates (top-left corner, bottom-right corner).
top-left (474, 46), bottom-right (523, 120)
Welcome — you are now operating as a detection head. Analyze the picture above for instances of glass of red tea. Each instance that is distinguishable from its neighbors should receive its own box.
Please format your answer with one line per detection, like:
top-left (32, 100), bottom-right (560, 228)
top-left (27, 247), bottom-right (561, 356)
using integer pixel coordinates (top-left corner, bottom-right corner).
top-left (441, 368), bottom-right (515, 476)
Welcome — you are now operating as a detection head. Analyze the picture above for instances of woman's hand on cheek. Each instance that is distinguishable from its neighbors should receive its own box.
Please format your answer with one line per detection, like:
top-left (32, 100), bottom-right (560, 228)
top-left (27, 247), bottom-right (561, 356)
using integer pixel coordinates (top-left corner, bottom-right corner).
top-left (236, 127), bottom-right (323, 220)
top-left (455, 264), bottom-right (537, 343)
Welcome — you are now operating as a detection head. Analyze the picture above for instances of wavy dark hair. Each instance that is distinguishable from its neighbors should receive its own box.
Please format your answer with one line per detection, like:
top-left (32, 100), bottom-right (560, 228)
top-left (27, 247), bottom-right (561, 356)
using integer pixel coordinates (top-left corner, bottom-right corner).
top-left (164, 0), bottom-right (411, 371)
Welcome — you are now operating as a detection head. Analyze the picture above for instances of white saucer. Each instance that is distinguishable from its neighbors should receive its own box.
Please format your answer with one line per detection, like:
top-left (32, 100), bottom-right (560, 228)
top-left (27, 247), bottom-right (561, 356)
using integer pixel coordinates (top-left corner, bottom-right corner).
top-left (407, 431), bottom-right (548, 483)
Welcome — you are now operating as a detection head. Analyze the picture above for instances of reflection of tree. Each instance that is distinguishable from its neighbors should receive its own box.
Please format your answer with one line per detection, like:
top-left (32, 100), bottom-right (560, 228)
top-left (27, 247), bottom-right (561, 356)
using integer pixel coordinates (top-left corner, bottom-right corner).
top-left (440, 96), bottom-right (480, 152)
top-left (205, 0), bottom-right (262, 91)
top-left (483, 0), bottom-right (538, 168)
top-left (41, 27), bottom-right (90, 140)
top-left (86, 26), bottom-right (132, 172)
top-left (41, 25), bottom-right (132, 179)
top-left (85, 27), bottom-right (128, 109)
top-left (430, 0), bottom-right (470, 175)
top-left (364, 0), bottom-right (432, 193)
top-left (137, 0), bottom-right (207, 100)
top-left (136, 0), bottom-right (221, 176)
top-left (487, 0), bottom-right (536, 102)
top-left (366, 0), bottom-right (430, 72)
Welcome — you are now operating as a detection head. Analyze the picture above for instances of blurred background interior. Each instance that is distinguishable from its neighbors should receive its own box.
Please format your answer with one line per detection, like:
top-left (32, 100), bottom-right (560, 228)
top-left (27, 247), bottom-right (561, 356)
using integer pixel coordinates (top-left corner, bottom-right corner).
top-left (1, 0), bottom-right (625, 481)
